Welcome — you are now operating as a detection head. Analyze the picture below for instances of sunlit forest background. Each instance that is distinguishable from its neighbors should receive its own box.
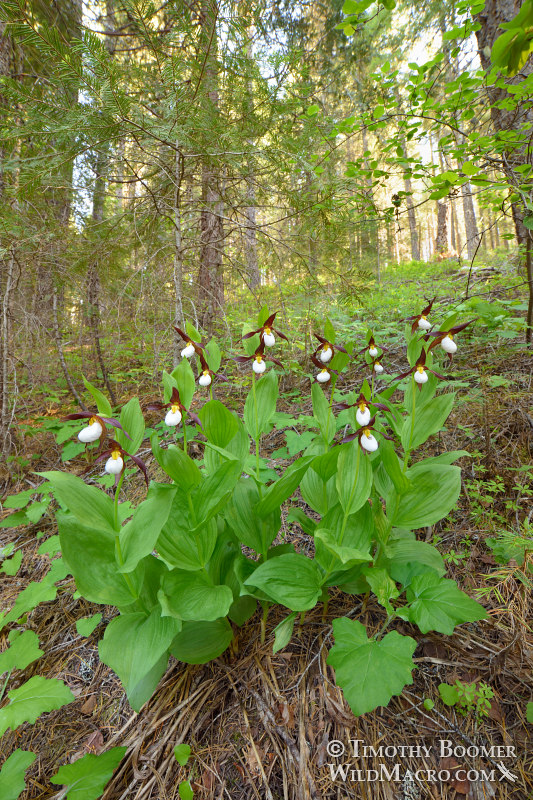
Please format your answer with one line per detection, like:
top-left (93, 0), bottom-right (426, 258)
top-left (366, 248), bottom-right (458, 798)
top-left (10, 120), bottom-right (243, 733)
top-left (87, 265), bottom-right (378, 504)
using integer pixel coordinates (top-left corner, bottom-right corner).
top-left (1, 0), bottom-right (531, 459)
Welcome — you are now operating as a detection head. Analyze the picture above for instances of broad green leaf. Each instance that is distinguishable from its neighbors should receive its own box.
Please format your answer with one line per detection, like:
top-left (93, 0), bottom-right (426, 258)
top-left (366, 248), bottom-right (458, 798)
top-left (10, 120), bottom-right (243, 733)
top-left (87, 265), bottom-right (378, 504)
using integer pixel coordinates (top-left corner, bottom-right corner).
top-left (185, 320), bottom-right (202, 341)
top-left (300, 468), bottom-right (337, 515)
top-left (405, 574), bottom-right (488, 634)
top-left (151, 436), bottom-right (202, 491)
top-left (388, 464), bottom-right (461, 529)
top-left (0, 750), bottom-right (36, 800)
top-left (157, 494), bottom-right (218, 569)
top-left (314, 529), bottom-right (371, 568)
top-left (379, 440), bottom-right (411, 494)
top-left (2, 489), bottom-right (34, 509)
top-left (160, 570), bottom-right (233, 621)
top-left (361, 567), bottom-right (399, 613)
top-left (41, 472), bottom-right (116, 533)
top-left (116, 397), bottom-right (145, 454)
top-left (179, 780), bottom-right (194, 800)
top-left (0, 511), bottom-right (29, 529)
top-left (400, 393), bottom-right (455, 452)
top-left (170, 618), bottom-right (233, 664)
top-left (99, 611), bottom-right (180, 710)
top-left (0, 630), bottom-right (43, 674)
top-left (50, 746), bottom-right (127, 800)
top-left (311, 382), bottom-right (334, 442)
top-left (438, 682), bottom-right (459, 706)
top-left (1, 551), bottom-right (22, 575)
top-left (25, 501), bottom-right (48, 524)
top-left (336, 444), bottom-right (372, 516)
top-left (0, 676), bottom-right (74, 736)
top-left (324, 317), bottom-right (336, 344)
top-left (76, 614), bottom-right (102, 637)
top-left (119, 483), bottom-right (177, 572)
top-left (82, 376), bottom-right (113, 418)
top-left (58, 513), bottom-right (142, 606)
top-left (199, 399), bottom-right (238, 447)
top-left (244, 370), bottom-right (278, 439)
top-left (327, 618), bottom-right (416, 716)
top-left (193, 460), bottom-right (242, 523)
top-left (204, 338), bottom-right (222, 372)
top-left (272, 612), bottom-right (298, 653)
top-left (383, 537), bottom-right (445, 585)
top-left (0, 573), bottom-right (59, 630)
top-left (245, 553), bottom-right (323, 611)
top-left (37, 535), bottom-right (61, 557)
top-left (462, 161), bottom-right (479, 176)
top-left (174, 744), bottom-right (191, 767)
top-left (172, 358), bottom-right (196, 410)
top-left (225, 479), bottom-right (280, 555)
top-left (255, 456), bottom-right (314, 517)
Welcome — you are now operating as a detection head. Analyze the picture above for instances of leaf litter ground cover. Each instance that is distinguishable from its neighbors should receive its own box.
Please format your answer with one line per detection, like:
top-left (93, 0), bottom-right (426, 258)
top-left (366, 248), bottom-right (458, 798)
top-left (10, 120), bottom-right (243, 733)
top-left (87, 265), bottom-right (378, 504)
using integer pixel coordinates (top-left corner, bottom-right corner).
top-left (1, 261), bottom-right (532, 800)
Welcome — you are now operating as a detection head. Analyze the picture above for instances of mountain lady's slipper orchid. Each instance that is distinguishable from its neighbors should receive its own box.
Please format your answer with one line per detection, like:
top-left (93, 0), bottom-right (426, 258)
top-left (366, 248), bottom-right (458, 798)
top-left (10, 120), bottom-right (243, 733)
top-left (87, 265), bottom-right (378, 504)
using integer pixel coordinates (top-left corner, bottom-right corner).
top-left (64, 411), bottom-right (128, 446)
top-left (404, 297), bottom-right (436, 334)
top-left (313, 334), bottom-right (347, 365)
top-left (342, 416), bottom-right (394, 452)
top-left (173, 326), bottom-right (204, 359)
top-left (96, 440), bottom-right (149, 485)
top-left (242, 312), bottom-right (288, 348)
top-left (311, 353), bottom-right (337, 384)
top-left (147, 387), bottom-right (202, 429)
top-left (426, 319), bottom-right (476, 360)
top-left (395, 348), bottom-right (445, 389)
top-left (234, 340), bottom-right (282, 375)
top-left (357, 335), bottom-right (387, 360)
top-left (337, 393), bottom-right (392, 428)
top-left (196, 352), bottom-right (228, 388)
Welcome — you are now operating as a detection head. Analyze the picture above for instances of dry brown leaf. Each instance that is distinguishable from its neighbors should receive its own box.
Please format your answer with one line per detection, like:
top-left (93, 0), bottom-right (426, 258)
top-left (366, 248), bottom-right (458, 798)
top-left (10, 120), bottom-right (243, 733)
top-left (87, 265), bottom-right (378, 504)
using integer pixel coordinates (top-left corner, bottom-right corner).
top-left (80, 695), bottom-right (97, 715)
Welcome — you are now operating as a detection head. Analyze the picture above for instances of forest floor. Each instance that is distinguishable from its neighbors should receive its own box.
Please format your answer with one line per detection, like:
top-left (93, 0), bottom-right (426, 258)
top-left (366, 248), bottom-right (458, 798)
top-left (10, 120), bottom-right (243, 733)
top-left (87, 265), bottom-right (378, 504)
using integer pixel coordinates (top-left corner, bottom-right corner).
top-left (1, 256), bottom-right (532, 800)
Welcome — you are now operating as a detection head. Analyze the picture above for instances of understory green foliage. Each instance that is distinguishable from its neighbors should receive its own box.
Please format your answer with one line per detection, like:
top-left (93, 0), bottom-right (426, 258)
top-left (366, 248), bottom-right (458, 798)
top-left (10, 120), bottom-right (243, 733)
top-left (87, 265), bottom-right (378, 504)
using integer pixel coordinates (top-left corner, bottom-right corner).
top-left (34, 308), bottom-right (488, 719)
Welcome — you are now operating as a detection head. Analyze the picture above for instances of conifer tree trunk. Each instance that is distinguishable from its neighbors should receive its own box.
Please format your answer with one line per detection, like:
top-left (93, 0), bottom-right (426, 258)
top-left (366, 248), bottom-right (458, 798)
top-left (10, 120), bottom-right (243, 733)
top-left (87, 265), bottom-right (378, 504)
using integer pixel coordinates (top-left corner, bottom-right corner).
top-left (476, 0), bottom-right (533, 340)
top-left (435, 202), bottom-right (449, 256)
top-left (197, 0), bottom-right (224, 331)
top-left (461, 181), bottom-right (480, 260)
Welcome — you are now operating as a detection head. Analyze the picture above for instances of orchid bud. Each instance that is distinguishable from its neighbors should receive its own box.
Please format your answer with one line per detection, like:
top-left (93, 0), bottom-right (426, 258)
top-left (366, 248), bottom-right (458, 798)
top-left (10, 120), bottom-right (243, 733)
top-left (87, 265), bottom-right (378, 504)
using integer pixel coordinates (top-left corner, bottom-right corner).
top-left (253, 357), bottom-right (267, 374)
top-left (181, 342), bottom-right (195, 358)
top-left (414, 367), bottom-right (428, 385)
top-left (440, 334), bottom-right (457, 354)
top-left (165, 406), bottom-right (182, 426)
top-left (78, 420), bottom-right (103, 443)
top-left (418, 316), bottom-right (432, 331)
top-left (263, 328), bottom-right (276, 347)
top-left (368, 346), bottom-right (378, 358)
top-left (199, 371), bottom-right (212, 387)
top-left (316, 369), bottom-right (330, 383)
top-left (356, 406), bottom-right (371, 427)
top-left (105, 451), bottom-right (124, 475)
top-left (373, 362), bottom-right (384, 374)
top-left (320, 346), bottom-right (333, 363)
top-left (360, 430), bottom-right (378, 452)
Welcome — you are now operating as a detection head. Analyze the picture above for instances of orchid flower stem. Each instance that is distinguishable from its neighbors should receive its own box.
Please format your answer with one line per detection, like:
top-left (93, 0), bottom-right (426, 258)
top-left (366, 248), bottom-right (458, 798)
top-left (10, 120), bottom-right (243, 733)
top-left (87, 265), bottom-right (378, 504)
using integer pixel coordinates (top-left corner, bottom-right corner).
top-left (183, 416), bottom-right (188, 455)
top-left (371, 372), bottom-right (375, 401)
top-left (403, 373), bottom-right (417, 470)
top-left (113, 472), bottom-right (126, 532)
top-left (209, 385), bottom-right (214, 401)
top-left (252, 373), bottom-right (261, 489)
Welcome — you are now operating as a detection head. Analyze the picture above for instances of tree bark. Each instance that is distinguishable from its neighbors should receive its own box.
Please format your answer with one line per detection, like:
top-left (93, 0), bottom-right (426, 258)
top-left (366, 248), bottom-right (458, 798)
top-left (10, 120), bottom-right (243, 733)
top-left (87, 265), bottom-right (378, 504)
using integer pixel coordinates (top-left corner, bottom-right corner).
top-left (461, 181), bottom-right (481, 260)
top-left (435, 202), bottom-right (449, 256)
top-left (197, 0), bottom-right (224, 331)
